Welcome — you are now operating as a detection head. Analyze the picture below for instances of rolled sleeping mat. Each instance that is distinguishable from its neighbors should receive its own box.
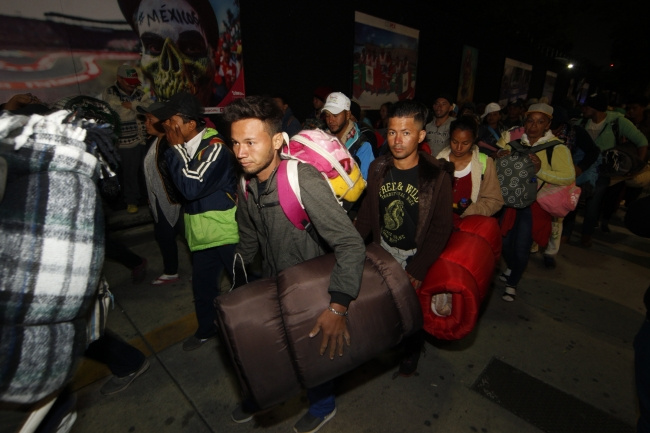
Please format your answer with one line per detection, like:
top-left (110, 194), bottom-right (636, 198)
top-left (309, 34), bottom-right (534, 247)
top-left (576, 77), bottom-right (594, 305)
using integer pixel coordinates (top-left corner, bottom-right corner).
top-left (457, 215), bottom-right (502, 261)
top-left (215, 243), bottom-right (422, 409)
top-left (214, 277), bottom-right (301, 408)
top-left (418, 215), bottom-right (501, 340)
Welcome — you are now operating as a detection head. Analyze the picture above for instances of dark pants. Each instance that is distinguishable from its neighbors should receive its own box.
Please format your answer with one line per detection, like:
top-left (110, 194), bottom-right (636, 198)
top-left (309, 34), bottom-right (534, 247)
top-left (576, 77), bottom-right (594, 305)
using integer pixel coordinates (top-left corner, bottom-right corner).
top-left (635, 318), bottom-right (650, 433)
top-left (118, 145), bottom-right (145, 206)
top-left (192, 243), bottom-right (235, 339)
top-left (501, 207), bottom-right (532, 288)
top-left (105, 230), bottom-right (143, 269)
top-left (85, 331), bottom-right (145, 377)
top-left (581, 174), bottom-right (610, 236)
top-left (153, 200), bottom-right (184, 275)
top-left (601, 180), bottom-right (626, 223)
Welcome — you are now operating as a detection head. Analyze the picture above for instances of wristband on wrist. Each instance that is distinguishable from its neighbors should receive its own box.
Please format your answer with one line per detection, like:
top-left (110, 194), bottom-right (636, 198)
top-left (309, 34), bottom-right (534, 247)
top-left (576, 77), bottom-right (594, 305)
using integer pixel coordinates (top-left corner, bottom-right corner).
top-left (328, 306), bottom-right (348, 317)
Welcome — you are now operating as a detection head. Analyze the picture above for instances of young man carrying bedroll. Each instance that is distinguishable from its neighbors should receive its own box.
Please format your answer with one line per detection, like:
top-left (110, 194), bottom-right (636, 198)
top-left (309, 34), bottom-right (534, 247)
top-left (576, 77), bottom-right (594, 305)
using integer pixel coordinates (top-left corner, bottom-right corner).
top-left (151, 92), bottom-right (239, 352)
top-left (223, 96), bottom-right (366, 433)
top-left (355, 100), bottom-right (454, 376)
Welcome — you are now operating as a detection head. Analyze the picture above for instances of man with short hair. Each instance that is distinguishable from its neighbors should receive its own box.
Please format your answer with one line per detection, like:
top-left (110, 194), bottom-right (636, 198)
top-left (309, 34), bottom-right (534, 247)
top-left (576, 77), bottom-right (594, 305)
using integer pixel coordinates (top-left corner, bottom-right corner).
top-left (503, 98), bottom-right (526, 129)
top-left (224, 95), bottom-right (366, 433)
top-left (322, 92), bottom-right (375, 180)
top-left (102, 64), bottom-right (152, 213)
top-left (272, 94), bottom-right (302, 137)
top-left (152, 92), bottom-right (239, 351)
top-left (425, 94), bottom-right (455, 157)
top-left (355, 100), bottom-right (453, 375)
top-left (303, 86), bottom-right (331, 130)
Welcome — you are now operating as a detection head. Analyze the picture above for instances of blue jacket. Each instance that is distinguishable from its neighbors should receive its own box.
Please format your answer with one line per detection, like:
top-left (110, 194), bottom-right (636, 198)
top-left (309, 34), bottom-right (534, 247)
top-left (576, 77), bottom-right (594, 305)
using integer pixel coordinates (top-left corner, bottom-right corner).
top-left (165, 128), bottom-right (239, 251)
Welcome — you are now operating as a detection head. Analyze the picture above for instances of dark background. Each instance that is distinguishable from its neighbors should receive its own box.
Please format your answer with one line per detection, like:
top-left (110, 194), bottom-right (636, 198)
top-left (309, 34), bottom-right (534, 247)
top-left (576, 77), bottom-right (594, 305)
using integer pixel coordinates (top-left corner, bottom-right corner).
top-left (238, 0), bottom-right (649, 123)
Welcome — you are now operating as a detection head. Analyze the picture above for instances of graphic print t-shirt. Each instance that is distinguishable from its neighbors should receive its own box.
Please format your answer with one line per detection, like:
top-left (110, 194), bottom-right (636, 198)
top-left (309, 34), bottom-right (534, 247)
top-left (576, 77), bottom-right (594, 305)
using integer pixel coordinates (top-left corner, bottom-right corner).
top-left (379, 166), bottom-right (419, 250)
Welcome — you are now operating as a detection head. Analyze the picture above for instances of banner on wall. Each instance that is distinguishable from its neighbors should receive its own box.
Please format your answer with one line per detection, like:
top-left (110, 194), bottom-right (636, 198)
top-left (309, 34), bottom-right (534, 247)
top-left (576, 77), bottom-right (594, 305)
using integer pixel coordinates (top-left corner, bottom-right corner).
top-left (498, 58), bottom-right (532, 107)
top-left (541, 71), bottom-right (557, 104)
top-left (352, 11), bottom-right (419, 110)
top-left (0, 0), bottom-right (244, 112)
top-left (456, 45), bottom-right (478, 105)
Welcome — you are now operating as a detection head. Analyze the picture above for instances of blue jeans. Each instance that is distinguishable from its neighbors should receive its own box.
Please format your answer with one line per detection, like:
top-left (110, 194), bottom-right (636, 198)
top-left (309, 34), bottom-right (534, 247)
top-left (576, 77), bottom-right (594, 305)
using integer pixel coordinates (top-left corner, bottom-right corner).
top-left (501, 207), bottom-right (532, 288)
top-left (307, 380), bottom-right (335, 418)
top-left (635, 318), bottom-right (650, 433)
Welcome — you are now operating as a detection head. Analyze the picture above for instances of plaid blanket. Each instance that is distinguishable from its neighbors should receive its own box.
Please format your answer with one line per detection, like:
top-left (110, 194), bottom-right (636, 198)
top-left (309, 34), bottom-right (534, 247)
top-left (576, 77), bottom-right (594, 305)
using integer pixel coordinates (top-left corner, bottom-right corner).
top-left (0, 111), bottom-right (104, 404)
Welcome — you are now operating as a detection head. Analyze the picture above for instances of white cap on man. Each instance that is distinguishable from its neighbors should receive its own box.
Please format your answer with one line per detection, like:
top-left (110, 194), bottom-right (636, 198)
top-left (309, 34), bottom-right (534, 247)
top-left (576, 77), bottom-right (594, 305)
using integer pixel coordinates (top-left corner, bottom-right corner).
top-left (322, 92), bottom-right (351, 115)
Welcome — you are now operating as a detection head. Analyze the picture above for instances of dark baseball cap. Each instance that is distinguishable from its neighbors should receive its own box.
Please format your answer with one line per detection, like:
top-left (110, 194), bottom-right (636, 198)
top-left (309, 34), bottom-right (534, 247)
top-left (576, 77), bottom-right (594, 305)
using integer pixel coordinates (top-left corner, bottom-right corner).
top-left (584, 93), bottom-right (608, 112)
top-left (150, 92), bottom-right (204, 121)
top-left (136, 101), bottom-right (166, 115)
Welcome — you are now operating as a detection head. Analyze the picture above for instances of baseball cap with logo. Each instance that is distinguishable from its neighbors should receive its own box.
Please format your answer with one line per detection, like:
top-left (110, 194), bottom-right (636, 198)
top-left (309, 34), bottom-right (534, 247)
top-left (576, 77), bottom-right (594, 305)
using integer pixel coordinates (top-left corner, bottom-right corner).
top-left (322, 92), bottom-right (351, 115)
top-left (117, 64), bottom-right (141, 86)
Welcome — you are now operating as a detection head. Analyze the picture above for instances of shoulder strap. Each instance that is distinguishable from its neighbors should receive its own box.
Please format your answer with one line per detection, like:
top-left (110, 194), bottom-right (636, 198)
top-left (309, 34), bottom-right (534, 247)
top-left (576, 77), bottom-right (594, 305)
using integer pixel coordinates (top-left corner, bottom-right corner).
top-left (487, 126), bottom-right (500, 141)
top-left (276, 160), bottom-right (310, 230)
top-left (546, 147), bottom-right (553, 165)
top-left (508, 139), bottom-right (526, 153)
top-left (532, 139), bottom-right (562, 153)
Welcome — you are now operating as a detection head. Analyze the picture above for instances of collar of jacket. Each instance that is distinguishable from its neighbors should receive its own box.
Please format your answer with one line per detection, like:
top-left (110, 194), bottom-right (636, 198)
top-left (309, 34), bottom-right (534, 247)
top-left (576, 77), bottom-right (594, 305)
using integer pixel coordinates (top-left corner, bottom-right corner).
top-left (372, 151), bottom-right (453, 245)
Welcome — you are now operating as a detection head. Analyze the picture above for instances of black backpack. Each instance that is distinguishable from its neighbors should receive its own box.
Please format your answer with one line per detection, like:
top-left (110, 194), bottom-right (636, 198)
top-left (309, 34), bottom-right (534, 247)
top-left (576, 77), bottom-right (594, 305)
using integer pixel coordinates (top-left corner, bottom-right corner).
top-left (580, 117), bottom-right (645, 177)
top-left (495, 139), bottom-right (561, 208)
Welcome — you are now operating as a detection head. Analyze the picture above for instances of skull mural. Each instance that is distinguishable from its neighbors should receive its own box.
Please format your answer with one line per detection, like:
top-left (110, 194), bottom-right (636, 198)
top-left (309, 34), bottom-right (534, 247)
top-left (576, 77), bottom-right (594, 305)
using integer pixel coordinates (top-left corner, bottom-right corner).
top-left (119, 0), bottom-right (220, 105)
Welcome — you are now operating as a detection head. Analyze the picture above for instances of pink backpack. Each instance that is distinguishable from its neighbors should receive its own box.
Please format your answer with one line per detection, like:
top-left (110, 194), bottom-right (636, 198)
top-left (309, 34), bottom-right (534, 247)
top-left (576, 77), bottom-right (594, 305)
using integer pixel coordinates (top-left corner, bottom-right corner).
top-left (278, 129), bottom-right (366, 230)
top-left (240, 129), bottom-right (366, 230)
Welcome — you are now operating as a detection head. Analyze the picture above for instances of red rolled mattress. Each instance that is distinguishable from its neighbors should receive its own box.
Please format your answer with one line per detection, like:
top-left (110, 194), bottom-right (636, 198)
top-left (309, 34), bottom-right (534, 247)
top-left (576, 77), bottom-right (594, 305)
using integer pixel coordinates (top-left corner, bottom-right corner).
top-left (214, 243), bottom-right (422, 409)
top-left (417, 215), bottom-right (501, 340)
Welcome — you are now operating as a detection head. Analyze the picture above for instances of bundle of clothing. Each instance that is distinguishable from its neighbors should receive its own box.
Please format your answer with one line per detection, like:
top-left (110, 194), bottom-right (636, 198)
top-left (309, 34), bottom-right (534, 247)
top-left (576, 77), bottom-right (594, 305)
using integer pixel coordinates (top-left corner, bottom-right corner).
top-left (0, 108), bottom-right (111, 405)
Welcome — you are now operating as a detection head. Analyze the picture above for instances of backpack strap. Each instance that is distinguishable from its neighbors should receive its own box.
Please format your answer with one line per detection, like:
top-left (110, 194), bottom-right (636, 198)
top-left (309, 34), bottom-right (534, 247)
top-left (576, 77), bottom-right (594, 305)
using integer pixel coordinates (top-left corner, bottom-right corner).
top-left (276, 159), bottom-right (311, 230)
top-left (487, 126), bottom-right (500, 142)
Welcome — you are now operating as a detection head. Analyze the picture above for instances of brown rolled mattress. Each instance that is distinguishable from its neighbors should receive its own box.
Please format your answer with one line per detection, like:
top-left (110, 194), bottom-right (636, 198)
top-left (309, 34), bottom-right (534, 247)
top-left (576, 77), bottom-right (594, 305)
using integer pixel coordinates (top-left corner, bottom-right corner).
top-left (215, 243), bottom-right (422, 409)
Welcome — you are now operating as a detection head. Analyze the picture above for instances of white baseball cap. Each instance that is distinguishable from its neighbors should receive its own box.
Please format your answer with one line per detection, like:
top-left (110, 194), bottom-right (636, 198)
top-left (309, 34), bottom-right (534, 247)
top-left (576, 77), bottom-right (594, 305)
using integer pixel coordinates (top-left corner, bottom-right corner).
top-left (481, 102), bottom-right (502, 119)
top-left (322, 92), bottom-right (351, 115)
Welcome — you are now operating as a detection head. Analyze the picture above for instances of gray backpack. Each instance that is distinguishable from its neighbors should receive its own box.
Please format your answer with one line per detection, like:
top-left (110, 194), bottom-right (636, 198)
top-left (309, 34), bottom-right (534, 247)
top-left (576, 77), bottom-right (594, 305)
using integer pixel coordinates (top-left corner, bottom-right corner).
top-left (496, 139), bottom-right (561, 208)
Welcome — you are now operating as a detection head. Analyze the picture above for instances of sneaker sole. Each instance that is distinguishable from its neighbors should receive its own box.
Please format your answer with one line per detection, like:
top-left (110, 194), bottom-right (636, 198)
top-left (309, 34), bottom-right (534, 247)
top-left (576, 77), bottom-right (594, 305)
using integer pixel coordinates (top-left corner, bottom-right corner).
top-left (151, 278), bottom-right (180, 285)
top-left (293, 408), bottom-right (337, 433)
top-left (231, 413), bottom-right (254, 424)
top-left (101, 359), bottom-right (150, 396)
top-left (231, 407), bottom-right (272, 424)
